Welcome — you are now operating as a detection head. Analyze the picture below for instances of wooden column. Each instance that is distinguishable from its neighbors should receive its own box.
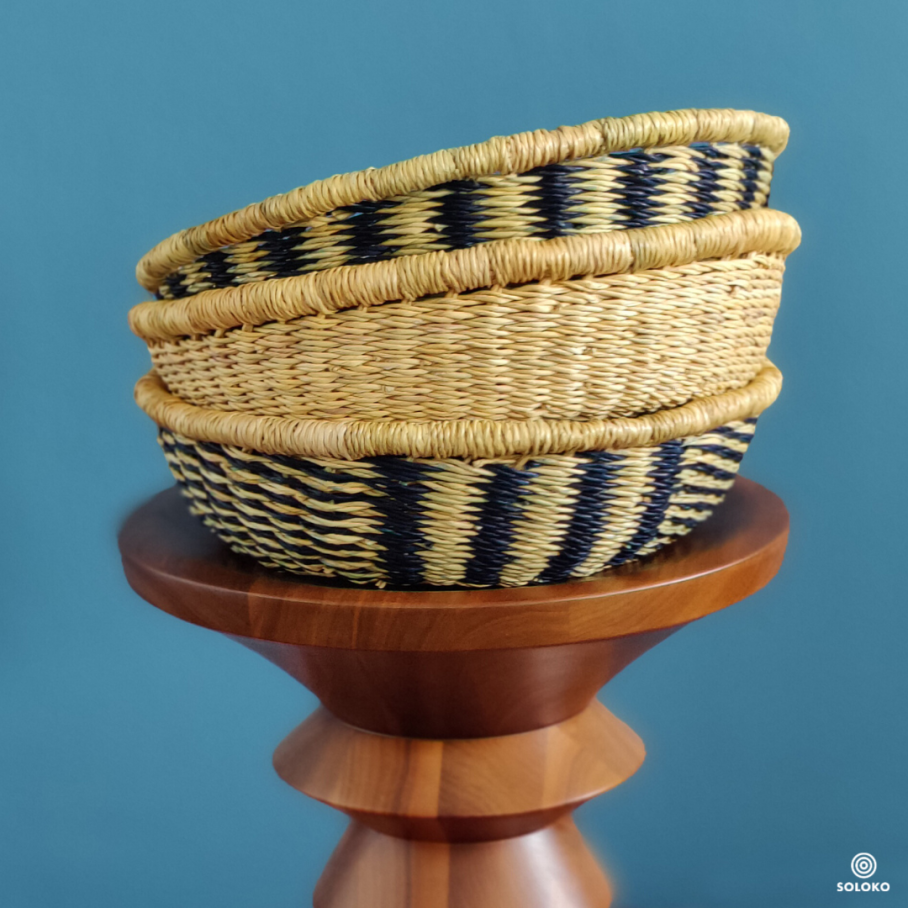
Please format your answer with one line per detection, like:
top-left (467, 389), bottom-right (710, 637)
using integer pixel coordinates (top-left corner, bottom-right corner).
top-left (119, 478), bottom-right (788, 907)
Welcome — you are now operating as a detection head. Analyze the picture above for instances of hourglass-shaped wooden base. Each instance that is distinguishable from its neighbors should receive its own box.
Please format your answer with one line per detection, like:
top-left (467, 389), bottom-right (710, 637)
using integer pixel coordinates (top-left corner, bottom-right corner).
top-left (119, 477), bottom-right (788, 907)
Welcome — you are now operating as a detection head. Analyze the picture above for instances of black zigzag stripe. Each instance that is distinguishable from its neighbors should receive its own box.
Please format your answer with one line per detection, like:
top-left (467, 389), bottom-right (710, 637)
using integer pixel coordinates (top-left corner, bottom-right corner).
top-left (607, 441), bottom-right (685, 568)
top-left (525, 163), bottom-right (584, 239)
top-left (463, 461), bottom-right (536, 587)
top-left (609, 149), bottom-right (665, 230)
top-left (155, 142), bottom-right (771, 300)
top-left (432, 178), bottom-right (485, 248)
top-left (362, 455), bottom-right (438, 588)
top-left (536, 451), bottom-right (623, 583)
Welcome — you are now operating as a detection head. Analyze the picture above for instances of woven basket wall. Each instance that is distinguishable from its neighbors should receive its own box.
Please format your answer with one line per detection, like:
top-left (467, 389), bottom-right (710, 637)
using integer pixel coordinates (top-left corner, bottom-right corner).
top-left (132, 108), bottom-right (794, 589)
top-left (153, 141), bottom-right (775, 301)
top-left (136, 363), bottom-right (781, 587)
top-left (131, 208), bottom-right (799, 424)
top-left (159, 418), bottom-right (757, 588)
top-left (145, 250), bottom-right (785, 422)
top-left (136, 108), bottom-right (789, 296)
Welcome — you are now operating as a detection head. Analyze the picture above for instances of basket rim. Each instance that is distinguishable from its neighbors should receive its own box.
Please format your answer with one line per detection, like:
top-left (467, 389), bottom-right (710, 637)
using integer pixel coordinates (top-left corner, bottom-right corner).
top-left (135, 362), bottom-right (781, 461)
top-left (130, 208), bottom-right (800, 342)
top-left (136, 108), bottom-right (789, 294)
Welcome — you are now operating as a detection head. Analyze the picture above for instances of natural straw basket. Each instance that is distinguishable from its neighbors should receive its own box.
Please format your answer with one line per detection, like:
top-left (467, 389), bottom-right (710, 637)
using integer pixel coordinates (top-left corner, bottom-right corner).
top-left (137, 108), bottom-right (788, 300)
top-left (137, 364), bottom-right (781, 587)
top-left (131, 209), bottom-right (798, 422)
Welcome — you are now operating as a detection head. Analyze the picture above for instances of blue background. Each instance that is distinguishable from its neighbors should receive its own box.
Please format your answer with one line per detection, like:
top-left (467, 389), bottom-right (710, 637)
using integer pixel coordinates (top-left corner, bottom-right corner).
top-left (1, 1), bottom-right (905, 905)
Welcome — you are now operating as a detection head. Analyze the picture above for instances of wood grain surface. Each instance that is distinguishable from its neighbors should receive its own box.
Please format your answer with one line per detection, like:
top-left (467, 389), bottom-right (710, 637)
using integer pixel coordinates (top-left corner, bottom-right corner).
top-left (313, 817), bottom-right (612, 908)
top-left (118, 477), bottom-right (789, 907)
top-left (119, 477), bottom-right (788, 651)
top-left (274, 700), bottom-right (643, 841)
top-left (231, 629), bottom-right (677, 736)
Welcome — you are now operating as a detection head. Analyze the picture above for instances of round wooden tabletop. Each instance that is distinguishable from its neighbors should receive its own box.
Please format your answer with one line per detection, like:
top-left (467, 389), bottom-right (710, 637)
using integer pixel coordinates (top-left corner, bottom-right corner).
top-left (119, 478), bottom-right (788, 652)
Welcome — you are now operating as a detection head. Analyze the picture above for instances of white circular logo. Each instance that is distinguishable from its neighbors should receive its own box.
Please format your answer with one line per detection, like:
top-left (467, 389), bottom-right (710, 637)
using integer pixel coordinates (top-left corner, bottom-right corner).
top-left (851, 853), bottom-right (877, 879)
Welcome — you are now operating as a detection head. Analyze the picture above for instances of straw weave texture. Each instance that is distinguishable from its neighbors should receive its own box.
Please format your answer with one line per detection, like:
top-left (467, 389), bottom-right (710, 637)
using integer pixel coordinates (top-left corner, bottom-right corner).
top-left (155, 142), bottom-right (774, 301)
top-left (137, 108), bottom-right (787, 292)
top-left (132, 107), bottom-right (794, 588)
top-left (148, 252), bottom-right (785, 422)
top-left (159, 418), bottom-right (757, 587)
top-left (135, 363), bottom-right (780, 461)
top-left (130, 208), bottom-right (799, 342)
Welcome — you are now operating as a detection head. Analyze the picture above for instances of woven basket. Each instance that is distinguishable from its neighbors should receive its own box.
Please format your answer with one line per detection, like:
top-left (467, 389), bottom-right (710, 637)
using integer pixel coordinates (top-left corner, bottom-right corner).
top-left (136, 108), bottom-right (788, 300)
top-left (131, 209), bottom-right (799, 422)
top-left (138, 364), bottom-right (781, 588)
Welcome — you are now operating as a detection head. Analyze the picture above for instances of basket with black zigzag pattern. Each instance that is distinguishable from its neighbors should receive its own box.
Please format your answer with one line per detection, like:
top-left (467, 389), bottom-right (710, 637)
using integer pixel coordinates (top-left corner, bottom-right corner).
top-left (135, 108), bottom-right (788, 300)
top-left (134, 363), bottom-right (782, 588)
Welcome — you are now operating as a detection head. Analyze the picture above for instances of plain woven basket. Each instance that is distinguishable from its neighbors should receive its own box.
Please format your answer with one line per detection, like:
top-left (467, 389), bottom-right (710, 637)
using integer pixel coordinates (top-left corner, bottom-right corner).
top-left (136, 108), bottom-right (788, 300)
top-left (131, 209), bottom-right (799, 422)
top-left (136, 363), bottom-right (781, 587)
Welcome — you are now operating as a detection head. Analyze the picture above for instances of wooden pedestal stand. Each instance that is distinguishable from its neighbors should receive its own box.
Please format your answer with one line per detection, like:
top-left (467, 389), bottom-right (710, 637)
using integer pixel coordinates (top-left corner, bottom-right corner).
top-left (119, 477), bottom-right (788, 907)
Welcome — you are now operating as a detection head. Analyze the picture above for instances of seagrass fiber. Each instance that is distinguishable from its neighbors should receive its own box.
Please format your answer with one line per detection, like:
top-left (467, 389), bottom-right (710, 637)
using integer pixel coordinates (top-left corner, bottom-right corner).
top-left (154, 142), bottom-right (775, 301)
top-left (135, 363), bottom-right (781, 461)
top-left (159, 419), bottom-right (759, 588)
top-left (133, 106), bottom-right (794, 589)
top-left (130, 208), bottom-right (800, 342)
top-left (137, 108), bottom-right (788, 293)
top-left (148, 252), bottom-right (786, 421)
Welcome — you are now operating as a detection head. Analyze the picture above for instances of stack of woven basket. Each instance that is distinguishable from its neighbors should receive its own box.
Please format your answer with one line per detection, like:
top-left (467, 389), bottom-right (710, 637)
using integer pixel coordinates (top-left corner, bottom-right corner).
top-left (131, 107), bottom-right (799, 588)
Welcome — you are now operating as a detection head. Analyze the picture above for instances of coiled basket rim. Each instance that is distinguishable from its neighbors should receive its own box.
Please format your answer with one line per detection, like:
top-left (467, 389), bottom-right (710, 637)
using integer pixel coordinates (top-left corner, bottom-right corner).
top-left (136, 107), bottom-right (789, 294)
top-left (135, 362), bottom-right (782, 461)
top-left (130, 208), bottom-right (800, 342)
